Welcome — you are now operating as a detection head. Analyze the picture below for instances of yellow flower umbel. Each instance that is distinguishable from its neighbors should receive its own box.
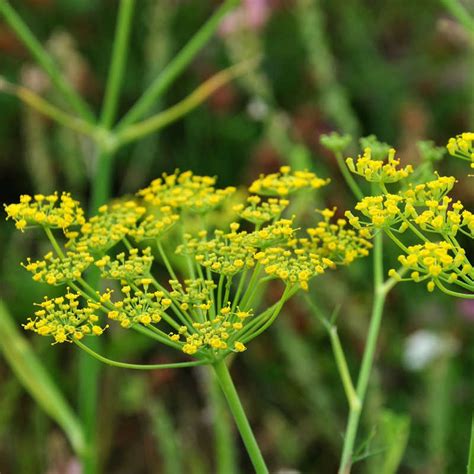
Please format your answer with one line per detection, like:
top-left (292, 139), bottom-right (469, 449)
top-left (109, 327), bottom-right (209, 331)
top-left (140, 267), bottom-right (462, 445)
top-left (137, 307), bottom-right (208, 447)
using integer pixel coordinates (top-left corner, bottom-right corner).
top-left (6, 166), bottom-right (370, 359)
top-left (346, 147), bottom-right (413, 183)
top-left (4, 192), bottom-right (85, 231)
top-left (390, 241), bottom-right (472, 293)
top-left (447, 132), bottom-right (474, 168)
top-left (249, 166), bottom-right (329, 196)
top-left (23, 288), bottom-right (107, 344)
top-left (345, 133), bottom-right (473, 298)
top-left (137, 170), bottom-right (236, 213)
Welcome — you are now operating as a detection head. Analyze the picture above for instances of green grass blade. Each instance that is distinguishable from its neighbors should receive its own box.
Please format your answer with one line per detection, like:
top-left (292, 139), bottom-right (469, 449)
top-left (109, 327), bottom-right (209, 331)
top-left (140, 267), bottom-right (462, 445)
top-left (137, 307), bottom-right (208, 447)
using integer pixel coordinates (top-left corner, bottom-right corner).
top-left (468, 416), bottom-right (474, 474)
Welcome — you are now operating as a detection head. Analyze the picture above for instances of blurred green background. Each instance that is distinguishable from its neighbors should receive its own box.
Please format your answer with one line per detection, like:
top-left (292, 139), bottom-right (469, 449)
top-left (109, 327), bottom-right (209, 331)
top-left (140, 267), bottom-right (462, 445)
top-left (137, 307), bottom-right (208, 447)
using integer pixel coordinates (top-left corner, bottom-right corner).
top-left (0, 0), bottom-right (473, 473)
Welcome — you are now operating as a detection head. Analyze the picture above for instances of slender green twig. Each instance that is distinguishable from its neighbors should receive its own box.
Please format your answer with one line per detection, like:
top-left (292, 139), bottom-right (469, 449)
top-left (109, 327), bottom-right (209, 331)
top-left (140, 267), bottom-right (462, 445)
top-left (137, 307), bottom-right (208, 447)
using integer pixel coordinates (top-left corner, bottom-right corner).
top-left (116, 58), bottom-right (259, 146)
top-left (0, 0), bottom-right (94, 121)
top-left (212, 358), bottom-right (269, 474)
top-left (75, 340), bottom-right (207, 370)
top-left (305, 297), bottom-right (360, 412)
top-left (117, 0), bottom-right (239, 128)
top-left (0, 79), bottom-right (97, 137)
top-left (100, 0), bottom-right (136, 128)
top-left (335, 152), bottom-right (364, 200)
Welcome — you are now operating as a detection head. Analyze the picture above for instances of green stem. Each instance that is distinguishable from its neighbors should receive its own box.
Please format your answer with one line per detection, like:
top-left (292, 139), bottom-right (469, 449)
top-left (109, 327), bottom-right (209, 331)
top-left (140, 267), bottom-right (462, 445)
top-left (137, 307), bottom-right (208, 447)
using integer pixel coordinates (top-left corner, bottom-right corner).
top-left (157, 240), bottom-right (179, 281)
top-left (75, 341), bottom-right (207, 370)
top-left (43, 226), bottom-right (65, 258)
top-left (207, 367), bottom-right (237, 474)
top-left (0, 0), bottom-right (94, 121)
top-left (328, 326), bottom-right (360, 412)
top-left (116, 59), bottom-right (258, 146)
top-left (100, 0), bottom-right (136, 128)
top-left (335, 151), bottom-right (364, 200)
top-left (117, 0), bottom-right (239, 129)
top-left (338, 231), bottom-right (386, 474)
top-left (90, 149), bottom-right (114, 214)
top-left (468, 416), bottom-right (474, 474)
top-left (0, 80), bottom-right (97, 137)
top-left (212, 358), bottom-right (268, 474)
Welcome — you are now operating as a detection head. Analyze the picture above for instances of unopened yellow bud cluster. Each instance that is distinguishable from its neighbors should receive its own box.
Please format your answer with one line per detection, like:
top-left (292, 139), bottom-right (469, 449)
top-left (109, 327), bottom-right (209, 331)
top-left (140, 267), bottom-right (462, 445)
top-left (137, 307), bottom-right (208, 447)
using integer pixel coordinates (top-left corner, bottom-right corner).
top-left (447, 132), bottom-right (474, 168)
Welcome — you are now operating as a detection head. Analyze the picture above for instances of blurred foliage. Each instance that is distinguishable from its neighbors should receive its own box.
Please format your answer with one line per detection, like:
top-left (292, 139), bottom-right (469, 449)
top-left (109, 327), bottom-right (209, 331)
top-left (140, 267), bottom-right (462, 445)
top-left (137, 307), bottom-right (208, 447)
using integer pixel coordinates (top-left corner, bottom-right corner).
top-left (0, 0), bottom-right (473, 473)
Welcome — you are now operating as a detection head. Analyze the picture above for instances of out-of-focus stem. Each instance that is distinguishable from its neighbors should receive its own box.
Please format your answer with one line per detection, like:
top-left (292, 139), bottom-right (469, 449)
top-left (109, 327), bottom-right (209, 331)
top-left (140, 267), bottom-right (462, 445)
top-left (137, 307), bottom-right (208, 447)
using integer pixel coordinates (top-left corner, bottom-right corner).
top-left (117, 0), bottom-right (239, 128)
top-left (100, 0), bottom-right (136, 128)
top-left (0, 0), bottom-right (94, 121)
top-left (338, 232), bottom-right (385, 473)
top-left (212, 358), bottom-right (268, 474)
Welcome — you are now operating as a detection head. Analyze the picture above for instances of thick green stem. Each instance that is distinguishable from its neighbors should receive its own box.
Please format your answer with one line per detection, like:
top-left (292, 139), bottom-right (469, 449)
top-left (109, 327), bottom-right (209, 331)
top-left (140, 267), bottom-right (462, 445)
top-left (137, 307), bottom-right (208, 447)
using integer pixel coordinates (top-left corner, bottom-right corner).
top-left (100, 0), bottom-right (135, 128)
top-left (207, 367), bottom-right (237, 474)
top-left (117, 0), bottom-right (239, 129)
top-left (0, 0), bottom-right (94, 121)
top-left (212, 359), bottom-right (268, 474)
top-left (90, 149), bottom-right (114, 214)
top-left (338, 231), bottom-right (385, 474)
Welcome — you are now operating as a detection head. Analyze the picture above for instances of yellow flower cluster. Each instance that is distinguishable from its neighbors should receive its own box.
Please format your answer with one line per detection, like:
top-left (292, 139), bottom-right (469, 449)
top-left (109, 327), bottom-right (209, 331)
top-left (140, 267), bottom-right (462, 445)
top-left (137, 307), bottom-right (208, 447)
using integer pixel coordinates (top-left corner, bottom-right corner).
top-left (130, 206), bottom-right (179, 241)
top-left (95, 247), bottom-right (153, 281)
top-left (346, 147), bottom-right (413, 183)
top-left (412, 197), bottom-right (466, 237)
top-left (447, 132), bottom-right (474, 168)
top-left (168, 278), bottom-right (216, 311)
top-left (67, 201), bottom-right (145, 252)
top-left (108, 285), bottom-right (171, 328)
top-left (178, 227), bottom-right (257, 276)
top-left (256, 246), bottom-right (329, 291)
top-left (305, 209), bottom-right (372, 264)
top-left (393, 241), bottom-right (471, 292)
top-left (171, 306), bottom-right (249, 355)
top-left (23, 250), bottom-right (94, 285)
top-left (249, 166), bottom-right (329, 196)
top-left (4, 192), bottom-right (85, 231)
top-left (401, 176), bottom-right (456, 206)
top-left (23, 289), bottom-right (106, 343)
top-left (8, 165), bottom-right (373, 357)
top-left (233, 195), bottom-right (289, 225)
top-left (137, 170), bottom-right (236, 212)
top-left (346, 194), bottom-right (406, 230)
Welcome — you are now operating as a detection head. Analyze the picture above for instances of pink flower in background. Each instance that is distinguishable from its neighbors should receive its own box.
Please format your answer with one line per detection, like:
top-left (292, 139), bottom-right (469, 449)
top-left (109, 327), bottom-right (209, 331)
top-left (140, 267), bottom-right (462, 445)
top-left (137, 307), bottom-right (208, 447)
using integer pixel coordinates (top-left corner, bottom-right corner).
top-left (220, 0), bottom-right (271, 35)
top-left (458, 299), bottom-right (474, 322)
